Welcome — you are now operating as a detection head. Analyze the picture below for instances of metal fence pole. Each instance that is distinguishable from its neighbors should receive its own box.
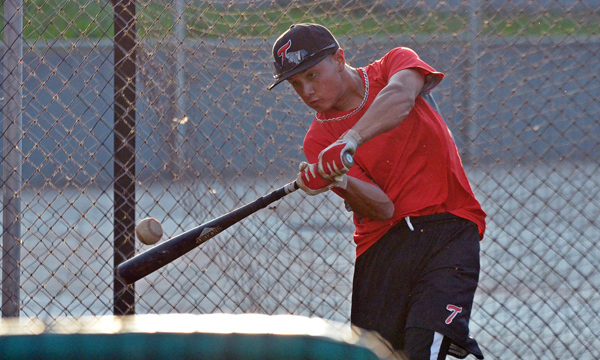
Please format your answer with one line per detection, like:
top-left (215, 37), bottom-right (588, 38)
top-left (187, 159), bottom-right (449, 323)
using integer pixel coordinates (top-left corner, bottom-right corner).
top-left (1, 0), bottom-right (24, 319)
top-left (462, 0), bottom-right (482, 163)
top-left (172, 0), bottom-right (187, 176)
top-left (113, 0), bottom-right (137, 315)
top-left (174, 0), bottom-right (186, 119)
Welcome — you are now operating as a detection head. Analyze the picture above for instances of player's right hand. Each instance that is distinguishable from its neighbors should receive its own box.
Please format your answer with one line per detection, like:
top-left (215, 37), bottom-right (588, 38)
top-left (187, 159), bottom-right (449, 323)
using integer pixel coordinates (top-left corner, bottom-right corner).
top-left (296, 162), bottom-right (347, 196)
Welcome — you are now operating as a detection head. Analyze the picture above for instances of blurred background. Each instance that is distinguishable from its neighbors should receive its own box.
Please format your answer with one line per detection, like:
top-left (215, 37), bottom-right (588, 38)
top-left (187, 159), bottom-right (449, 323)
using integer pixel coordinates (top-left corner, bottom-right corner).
top-left (1, 1), bottom-right (599, 359)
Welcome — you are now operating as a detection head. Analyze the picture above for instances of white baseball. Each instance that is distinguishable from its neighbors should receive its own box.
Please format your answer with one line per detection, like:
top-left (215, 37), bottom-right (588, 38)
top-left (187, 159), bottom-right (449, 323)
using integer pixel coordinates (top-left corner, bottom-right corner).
top-left (135, 217), bottom-right (163, 245)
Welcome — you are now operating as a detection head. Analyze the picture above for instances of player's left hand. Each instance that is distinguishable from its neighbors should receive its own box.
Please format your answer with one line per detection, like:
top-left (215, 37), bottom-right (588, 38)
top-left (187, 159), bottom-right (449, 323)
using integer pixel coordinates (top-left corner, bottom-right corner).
top-left (297, 162), bottom-right (347, 196)
top-left (318, 129), bottom-right (361, 180)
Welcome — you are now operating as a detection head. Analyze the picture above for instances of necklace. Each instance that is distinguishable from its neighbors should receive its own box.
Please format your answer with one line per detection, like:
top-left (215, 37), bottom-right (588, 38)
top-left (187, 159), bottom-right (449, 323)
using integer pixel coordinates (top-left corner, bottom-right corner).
top-left (315, 68), bottom-right (369, 123)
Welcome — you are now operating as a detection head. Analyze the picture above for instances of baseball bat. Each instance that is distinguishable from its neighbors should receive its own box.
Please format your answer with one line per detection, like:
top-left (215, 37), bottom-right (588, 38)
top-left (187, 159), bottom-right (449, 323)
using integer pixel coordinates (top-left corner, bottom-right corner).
top-left (116, 152), bottom-right (354, 285)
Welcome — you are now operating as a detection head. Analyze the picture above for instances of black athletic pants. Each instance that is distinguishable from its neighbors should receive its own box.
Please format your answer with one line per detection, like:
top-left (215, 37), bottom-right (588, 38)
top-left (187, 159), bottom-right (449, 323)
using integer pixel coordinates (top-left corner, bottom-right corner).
top-left (351, 213), bottom-right (484, 360)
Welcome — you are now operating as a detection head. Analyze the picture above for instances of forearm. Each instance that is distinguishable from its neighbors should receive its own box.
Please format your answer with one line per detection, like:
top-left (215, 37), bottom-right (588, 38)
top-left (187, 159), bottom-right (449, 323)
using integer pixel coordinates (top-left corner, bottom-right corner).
top-left (353, 86), bottom-right (414, 144)
top-left (339, 176), bottom-right (394, 221)
top-left (352, 69), bottom-right (424, 145)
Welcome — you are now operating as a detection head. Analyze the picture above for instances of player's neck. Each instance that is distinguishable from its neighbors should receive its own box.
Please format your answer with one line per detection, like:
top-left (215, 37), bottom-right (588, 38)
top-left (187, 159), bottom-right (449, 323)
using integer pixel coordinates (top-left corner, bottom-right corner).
top-left (331, 65), bottom-right (365, 112)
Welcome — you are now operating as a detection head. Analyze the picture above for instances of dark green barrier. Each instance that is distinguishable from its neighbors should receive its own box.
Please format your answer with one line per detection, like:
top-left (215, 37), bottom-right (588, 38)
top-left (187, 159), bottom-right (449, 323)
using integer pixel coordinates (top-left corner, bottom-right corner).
top-left (0, 314), bottom-right (403, 360)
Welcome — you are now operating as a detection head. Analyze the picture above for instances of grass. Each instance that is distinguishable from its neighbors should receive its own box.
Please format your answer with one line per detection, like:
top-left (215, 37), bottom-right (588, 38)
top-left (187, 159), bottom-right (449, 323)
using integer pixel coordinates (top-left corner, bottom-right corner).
top-left (1, 1), bottom-right (598, 41)
top-left (19, 0), bottom-right (113, 40)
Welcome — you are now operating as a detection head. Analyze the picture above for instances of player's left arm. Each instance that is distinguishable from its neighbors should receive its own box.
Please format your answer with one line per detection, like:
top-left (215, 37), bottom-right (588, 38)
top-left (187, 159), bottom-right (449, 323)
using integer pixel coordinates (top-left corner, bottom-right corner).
top-left (317, 68), bottom-right (425, 180)
top-left (352, 68), bottom-right (425, 145)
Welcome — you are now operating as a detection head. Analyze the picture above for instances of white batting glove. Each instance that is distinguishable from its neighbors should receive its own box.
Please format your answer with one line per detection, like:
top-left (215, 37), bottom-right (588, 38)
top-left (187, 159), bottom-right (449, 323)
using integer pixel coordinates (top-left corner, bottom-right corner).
top-left (296, 162), bottom-right (347, 196)
top-left (318, 129), bottom-right (361, 180)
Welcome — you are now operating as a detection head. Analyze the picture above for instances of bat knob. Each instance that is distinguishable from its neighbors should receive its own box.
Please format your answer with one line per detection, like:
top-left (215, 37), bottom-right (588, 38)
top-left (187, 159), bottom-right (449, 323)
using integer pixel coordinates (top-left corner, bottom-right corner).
top-left (342, 152), bottom-right (354, 168)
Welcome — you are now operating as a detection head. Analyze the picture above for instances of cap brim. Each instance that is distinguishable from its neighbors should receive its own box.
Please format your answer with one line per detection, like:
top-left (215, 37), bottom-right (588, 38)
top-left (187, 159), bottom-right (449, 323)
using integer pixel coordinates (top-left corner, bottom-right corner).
top-left (267, 54), bottom-right (330, 90)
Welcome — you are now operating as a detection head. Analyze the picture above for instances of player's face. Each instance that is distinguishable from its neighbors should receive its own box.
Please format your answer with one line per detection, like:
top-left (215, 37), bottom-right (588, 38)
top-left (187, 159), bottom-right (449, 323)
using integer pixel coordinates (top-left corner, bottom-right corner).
top-left (286, 55), bottom-right (345, 113)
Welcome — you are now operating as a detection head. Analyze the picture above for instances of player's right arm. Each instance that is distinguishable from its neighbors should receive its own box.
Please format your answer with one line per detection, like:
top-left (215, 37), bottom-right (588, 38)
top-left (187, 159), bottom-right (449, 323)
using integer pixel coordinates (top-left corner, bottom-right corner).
top-left (296, 158), bottom-right (393, 221)
top-left (301, 124), bottom-right (393, 221)
top-left (338, 176), bottom-right (394, 221)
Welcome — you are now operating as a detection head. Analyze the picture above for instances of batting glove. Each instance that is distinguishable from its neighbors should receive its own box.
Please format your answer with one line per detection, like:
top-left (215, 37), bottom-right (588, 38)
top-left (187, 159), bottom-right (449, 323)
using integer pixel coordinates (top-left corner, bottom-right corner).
top-left (318, 129), bottom-right (361, 180)
top-left (296, 162), bottom-right (347, 196)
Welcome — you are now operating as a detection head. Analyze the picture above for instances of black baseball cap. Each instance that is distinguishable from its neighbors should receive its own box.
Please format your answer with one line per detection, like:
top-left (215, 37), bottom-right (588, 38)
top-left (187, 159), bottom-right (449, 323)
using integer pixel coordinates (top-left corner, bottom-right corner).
top-left (268, 23), bottom-right (339, 90)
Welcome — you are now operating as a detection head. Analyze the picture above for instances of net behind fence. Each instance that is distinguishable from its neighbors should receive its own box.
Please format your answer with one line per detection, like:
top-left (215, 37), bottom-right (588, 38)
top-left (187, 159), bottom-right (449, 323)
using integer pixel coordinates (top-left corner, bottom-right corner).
top-left (2, 1), bottom-right (599, 359)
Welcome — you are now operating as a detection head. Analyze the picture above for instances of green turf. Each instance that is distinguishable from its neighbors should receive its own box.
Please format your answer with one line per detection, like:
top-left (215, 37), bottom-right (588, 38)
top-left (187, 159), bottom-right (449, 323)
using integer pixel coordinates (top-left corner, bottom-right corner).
top-left (1, 1), bottom-right (598, 40)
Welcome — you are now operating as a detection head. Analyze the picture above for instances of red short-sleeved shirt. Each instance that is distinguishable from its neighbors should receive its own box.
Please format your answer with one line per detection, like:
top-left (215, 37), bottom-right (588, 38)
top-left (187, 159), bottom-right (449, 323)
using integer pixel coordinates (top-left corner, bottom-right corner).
top-left (303, 47), bottom-right (486, 257)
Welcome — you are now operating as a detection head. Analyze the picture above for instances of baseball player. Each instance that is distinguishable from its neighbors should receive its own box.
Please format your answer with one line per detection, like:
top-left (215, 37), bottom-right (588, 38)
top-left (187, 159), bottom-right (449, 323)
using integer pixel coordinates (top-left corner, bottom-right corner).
top-left (268, 23), bottom-right (486, 360)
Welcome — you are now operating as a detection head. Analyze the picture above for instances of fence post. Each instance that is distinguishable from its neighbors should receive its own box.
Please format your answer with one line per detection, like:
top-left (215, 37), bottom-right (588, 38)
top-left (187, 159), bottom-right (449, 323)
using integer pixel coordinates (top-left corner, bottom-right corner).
top-left (113, 0), bottom-right (137, 315)
top-left (462, 0), bottom-right (482, 163)
top-left (2, 0), bottom-right (24, 319)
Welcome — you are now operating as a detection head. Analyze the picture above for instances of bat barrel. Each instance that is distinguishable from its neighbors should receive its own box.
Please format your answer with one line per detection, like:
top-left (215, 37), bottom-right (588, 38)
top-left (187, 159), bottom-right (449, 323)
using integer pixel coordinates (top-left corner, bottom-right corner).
top-left (116, 181), bottom-right (299, 285)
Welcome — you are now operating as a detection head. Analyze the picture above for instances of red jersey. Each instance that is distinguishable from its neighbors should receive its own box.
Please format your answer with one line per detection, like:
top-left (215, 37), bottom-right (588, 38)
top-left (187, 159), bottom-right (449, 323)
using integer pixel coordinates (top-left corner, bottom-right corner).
top-left (303, 47), bottom-right (486, 257)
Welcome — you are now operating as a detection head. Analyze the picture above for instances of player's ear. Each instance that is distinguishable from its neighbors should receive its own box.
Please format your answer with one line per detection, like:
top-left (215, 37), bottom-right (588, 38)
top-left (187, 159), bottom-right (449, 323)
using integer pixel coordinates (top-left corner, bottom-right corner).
top-left (331, 49), bottom-right (346, 71)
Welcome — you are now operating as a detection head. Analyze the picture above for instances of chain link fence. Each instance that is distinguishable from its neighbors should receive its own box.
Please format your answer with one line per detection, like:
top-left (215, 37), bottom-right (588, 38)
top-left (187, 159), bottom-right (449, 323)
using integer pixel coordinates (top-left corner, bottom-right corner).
top-left (2, 0), bottom-right (599, 358)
